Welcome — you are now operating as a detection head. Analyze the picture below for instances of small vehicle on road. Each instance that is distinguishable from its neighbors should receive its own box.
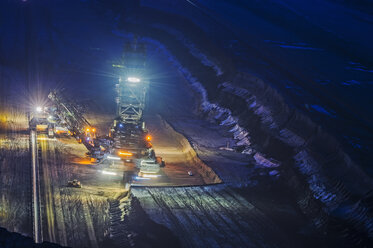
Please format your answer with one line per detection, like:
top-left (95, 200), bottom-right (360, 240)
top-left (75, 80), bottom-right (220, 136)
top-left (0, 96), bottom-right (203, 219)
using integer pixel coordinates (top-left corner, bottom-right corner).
top-left (67, 179), bottom-right (81, 188)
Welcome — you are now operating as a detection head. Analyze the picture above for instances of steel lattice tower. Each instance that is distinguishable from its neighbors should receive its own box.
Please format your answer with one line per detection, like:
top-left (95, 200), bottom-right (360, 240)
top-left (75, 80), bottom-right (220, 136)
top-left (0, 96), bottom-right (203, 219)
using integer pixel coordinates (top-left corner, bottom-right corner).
top-left (116, 37), bottom-right (148, 124)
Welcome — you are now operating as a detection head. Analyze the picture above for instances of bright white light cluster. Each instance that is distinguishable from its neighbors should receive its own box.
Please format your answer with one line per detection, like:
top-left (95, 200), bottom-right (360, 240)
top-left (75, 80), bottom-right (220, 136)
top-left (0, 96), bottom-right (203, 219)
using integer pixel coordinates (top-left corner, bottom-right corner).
top-left (127, 77), bottom-right (140, 83)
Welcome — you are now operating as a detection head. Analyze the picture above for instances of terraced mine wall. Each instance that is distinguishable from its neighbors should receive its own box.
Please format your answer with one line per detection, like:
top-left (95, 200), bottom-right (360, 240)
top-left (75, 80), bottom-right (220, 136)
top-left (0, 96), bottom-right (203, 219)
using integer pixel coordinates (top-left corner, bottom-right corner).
top-left (160, 117), bottom-right (222, 184)
top-left (103, 2), bottom-right (373, 245)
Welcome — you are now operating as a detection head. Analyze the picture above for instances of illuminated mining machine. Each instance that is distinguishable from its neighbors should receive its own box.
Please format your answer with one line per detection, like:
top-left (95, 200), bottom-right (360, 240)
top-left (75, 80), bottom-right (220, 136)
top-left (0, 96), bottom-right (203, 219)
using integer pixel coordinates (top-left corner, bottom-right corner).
top-left (29, 90), bottom-right (104, 159)
top-left (109, 36), bottom-right (164, 167)
top-left (47, 90), bottom-right (103, 157)
top-left (29, 37), bottom-right (163, 167)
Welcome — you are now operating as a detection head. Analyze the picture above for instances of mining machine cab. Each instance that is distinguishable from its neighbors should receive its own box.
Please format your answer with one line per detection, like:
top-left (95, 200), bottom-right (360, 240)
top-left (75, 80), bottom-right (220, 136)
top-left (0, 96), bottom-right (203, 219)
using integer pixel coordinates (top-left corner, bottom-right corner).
top-left (28, 106), bottom-right (55, 138)
top-left (110, 119), bottom-right (154, 162)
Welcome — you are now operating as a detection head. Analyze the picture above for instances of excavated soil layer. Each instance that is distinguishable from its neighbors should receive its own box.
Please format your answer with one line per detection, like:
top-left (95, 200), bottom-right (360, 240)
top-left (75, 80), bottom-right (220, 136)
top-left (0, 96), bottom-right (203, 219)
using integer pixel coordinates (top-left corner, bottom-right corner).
top-left (159, 116), bottom-right (222, 185)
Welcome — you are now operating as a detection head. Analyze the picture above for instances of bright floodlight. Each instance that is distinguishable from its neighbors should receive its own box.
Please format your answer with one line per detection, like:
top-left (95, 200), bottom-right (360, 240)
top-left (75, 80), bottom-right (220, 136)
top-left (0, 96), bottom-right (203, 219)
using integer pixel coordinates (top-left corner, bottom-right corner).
top-left (127, 77), bottom-right (140, 83)
top-left (102, 170), bottom-right (117, 176)
top-left (143, 174), bottom-right (159, 178)
top-left (107, 155), bottom-right (121, 160)
top-left (36, 106), bottom-right (42, 112)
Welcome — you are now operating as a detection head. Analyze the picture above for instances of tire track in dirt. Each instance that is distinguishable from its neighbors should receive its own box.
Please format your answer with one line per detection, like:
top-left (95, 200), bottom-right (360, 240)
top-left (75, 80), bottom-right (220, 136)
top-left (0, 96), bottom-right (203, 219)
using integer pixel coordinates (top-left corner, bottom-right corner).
top-left (134, 186), bottom-right (301, 248)
top-left (0, 129), bottom-right (32, 235)
top-left (145, 189), bottom-right (195, 247)
top-left (49, 139), bottom-right (68, 246)
top-left (39, 136), bottom-right (57, 243)
top-left (160, 188), bottom-right (217, 247)
top-left (185, 187), bottom-right (256, 247)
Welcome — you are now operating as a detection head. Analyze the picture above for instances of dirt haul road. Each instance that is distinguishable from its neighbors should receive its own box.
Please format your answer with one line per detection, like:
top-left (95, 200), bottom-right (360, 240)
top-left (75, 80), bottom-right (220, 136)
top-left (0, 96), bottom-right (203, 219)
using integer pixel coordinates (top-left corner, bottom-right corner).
top-left (36, 134), bottom-right (127, 248)
top-left (1, 104), bottom-right (218, 247)
top-left (0, 130), bottom-right (31, 236)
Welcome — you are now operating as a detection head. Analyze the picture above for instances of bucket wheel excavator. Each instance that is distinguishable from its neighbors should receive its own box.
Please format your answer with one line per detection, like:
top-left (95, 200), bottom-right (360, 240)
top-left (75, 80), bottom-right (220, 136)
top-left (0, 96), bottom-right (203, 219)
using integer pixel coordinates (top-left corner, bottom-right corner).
top-left (110, 36), bottom-right (164, 169)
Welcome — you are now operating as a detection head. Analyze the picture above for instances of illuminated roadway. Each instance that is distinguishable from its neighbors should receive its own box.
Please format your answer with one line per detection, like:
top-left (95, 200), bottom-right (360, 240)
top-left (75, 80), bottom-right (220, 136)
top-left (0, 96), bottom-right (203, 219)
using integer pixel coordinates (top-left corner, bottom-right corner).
top-left (27, 114), bottom-right (217, 247)
top-left (39, 134), bottom-right (58, 244)
top-left (31, 129), bottom-right (42, 243)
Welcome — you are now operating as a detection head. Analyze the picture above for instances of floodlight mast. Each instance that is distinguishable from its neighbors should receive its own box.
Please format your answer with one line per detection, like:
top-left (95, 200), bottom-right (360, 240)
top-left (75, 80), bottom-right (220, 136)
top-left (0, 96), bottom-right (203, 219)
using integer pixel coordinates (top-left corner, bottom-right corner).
top-left (116, 36), bottom-right (148, 124)
top-left (110, 36), bottom-right (157, 162)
